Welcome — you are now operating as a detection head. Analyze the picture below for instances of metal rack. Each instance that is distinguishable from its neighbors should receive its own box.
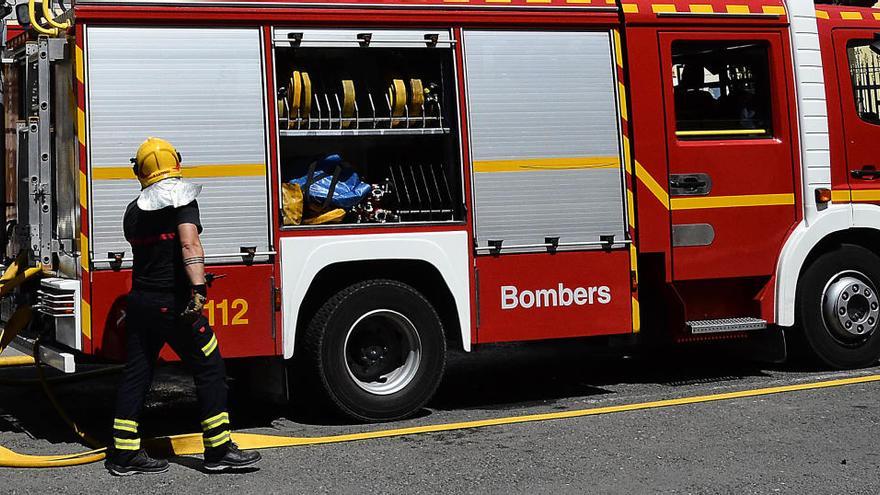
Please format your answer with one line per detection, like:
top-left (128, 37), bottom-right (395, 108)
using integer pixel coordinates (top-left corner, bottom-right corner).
top-left (280, 89), bottom-right (448, 137)
top-left (388, 162), bottom-right (456, 221)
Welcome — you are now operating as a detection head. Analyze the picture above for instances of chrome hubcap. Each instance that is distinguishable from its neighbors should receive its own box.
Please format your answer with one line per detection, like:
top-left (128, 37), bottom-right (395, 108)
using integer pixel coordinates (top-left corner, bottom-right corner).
top-left (822, 271), bottom-right (880, 342)
top-left (343, 309), bottom-right (421, 396)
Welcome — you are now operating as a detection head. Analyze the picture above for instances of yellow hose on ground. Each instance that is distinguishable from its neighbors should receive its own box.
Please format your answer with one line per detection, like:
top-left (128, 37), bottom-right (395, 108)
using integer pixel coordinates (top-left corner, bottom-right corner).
top-left (28, 0), bottom-right (58, 36)
top-left (0, 306), bottom-right (34, 354)
top-left (41, 0), bottom-right (70, 30)
top-left (3, 373), bottom-right (880, 468)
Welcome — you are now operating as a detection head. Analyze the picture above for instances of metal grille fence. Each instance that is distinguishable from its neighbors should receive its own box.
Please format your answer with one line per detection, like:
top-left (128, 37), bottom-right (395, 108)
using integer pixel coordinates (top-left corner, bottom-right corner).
top-left (849, 45), bottom-right (880, 123)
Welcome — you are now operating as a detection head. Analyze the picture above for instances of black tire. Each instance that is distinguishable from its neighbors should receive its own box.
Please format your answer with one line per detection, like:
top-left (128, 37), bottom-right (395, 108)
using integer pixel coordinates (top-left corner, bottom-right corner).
top-left (302, 279), bottom-right (446, 422)
top-left (796, 244), bottom-right (880, 369)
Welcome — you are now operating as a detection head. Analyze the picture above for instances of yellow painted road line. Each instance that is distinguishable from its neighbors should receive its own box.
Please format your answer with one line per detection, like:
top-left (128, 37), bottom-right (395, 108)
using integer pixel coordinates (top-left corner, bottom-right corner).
top-left (671, 193), bottom-right (794, 210)
top-left (91, 164), bottom-right (266, 181)
top-left (4, 373), bottom-right (880, 467)
top-left (473, 156), bottom-right (620, 173)
top-left (159, 373), bottom-right (880, 455)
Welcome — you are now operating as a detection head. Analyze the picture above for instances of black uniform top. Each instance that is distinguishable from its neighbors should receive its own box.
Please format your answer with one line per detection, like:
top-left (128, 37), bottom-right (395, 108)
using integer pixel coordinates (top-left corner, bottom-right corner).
top-left (123, 199), bottom-right (202, 293)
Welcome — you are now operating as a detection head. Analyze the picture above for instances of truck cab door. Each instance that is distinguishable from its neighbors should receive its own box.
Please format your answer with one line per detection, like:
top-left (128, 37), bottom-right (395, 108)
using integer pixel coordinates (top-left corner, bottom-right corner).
top-left (831, 29), bottom-right (880, 203)
top-left (659, 32), bottom-right (798, 283)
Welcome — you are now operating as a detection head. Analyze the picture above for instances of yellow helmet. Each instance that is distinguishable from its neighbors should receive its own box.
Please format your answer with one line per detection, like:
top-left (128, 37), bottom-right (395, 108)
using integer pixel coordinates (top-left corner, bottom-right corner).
top-left (132, 137), bottom-right (183, 189)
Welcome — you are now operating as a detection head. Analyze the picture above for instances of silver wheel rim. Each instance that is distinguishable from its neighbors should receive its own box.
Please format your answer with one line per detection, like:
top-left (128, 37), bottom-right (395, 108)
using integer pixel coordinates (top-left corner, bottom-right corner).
top-left (343, 309), bottom-right (422, 396)
top-left (821, 270), bottom-right (880, 343)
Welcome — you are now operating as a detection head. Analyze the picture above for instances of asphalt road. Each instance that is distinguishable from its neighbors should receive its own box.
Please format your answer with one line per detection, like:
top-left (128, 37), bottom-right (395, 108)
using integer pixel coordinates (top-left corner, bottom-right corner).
top-left (1, 339), bottom-right (879, 494)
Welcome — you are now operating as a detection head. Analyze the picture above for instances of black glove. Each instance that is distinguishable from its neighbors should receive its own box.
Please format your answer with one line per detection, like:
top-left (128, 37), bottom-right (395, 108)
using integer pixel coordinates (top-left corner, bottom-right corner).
top-left (182, 284), bottom-right (208, 322)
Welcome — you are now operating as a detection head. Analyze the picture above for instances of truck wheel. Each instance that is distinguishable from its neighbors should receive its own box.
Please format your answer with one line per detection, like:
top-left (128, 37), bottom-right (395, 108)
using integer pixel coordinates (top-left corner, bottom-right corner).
top-left (797, 244), bottom-right (880, 369)
top-left (302, 279), bottom-right (446, 422)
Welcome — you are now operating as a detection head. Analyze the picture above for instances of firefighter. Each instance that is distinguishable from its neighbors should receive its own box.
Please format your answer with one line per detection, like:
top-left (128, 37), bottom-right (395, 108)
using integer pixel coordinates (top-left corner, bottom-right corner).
top-left (105, 137), bottom-right (261, 476)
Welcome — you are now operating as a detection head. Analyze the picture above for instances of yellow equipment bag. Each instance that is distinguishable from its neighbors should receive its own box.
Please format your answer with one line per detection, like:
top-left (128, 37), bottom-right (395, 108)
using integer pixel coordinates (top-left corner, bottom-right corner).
top-left (303, 207), bottom-right (346, 225)
top-left (281, 183), bottom-right (304, 226)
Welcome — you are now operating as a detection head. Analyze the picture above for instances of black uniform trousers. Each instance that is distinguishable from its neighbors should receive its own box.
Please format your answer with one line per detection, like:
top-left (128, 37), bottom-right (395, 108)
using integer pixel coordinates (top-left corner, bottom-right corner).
top-left (112, 289), bottom-right (231, 454)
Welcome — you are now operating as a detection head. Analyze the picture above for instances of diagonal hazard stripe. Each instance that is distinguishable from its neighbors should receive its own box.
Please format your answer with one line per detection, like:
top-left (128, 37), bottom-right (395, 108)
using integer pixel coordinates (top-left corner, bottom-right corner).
top-left (634, 161), bottom-right (669, 208)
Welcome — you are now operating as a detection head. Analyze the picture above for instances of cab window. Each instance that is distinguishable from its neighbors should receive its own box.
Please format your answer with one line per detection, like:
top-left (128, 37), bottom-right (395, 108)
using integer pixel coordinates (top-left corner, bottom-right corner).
top-left (671, 41), bottom-right (773, 139)
top-left (846, 40), bottom-right (880, 125)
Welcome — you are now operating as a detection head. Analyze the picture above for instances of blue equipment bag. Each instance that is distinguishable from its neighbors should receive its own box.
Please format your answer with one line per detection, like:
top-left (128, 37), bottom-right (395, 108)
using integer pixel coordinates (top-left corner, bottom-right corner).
top-left (291, 154), bottom-right (372, 210)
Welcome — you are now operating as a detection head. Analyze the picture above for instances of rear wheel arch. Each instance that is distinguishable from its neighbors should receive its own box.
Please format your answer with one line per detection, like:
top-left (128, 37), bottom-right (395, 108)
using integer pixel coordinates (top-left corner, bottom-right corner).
top-left (294, 259), bottom-right (464, 356)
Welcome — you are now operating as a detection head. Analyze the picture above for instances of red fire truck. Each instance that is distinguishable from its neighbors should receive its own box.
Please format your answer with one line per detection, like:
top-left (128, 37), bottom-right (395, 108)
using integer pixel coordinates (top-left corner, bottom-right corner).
top-left (3, 0), bottom-right (880, 421)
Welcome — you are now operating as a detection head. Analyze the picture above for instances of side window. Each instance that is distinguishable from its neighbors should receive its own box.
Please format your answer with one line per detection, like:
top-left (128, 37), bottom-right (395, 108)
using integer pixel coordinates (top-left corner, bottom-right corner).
top-left (846, 40), bottom-right (880, 125)
top-left (671, 41), bottom-right (773, 139)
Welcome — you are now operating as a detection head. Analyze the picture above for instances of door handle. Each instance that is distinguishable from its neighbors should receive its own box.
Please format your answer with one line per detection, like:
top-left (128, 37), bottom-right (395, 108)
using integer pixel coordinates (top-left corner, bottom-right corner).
top-left (205, 272), bottom-right (228, 287)
top-left (851, 166), bottom-right (880, 180)
top-left (669, 173), bottom-right (712, 196)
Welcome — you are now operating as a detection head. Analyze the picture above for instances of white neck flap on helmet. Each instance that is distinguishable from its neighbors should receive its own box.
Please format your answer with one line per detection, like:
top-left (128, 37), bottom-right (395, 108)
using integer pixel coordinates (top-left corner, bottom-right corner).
top-left (137, 177), bottom-right (203, 211)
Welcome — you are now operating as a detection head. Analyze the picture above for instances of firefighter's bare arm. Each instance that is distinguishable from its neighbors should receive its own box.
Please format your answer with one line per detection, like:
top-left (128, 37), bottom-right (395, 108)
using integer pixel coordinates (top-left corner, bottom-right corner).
top-left (179, 222), bottom-right (207, 319)
top-left (179, 222), bottom-right (206, 286)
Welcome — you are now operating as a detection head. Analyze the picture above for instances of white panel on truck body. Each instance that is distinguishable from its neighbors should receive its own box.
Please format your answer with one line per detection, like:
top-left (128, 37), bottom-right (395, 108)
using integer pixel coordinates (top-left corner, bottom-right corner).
top-left (463, 30), bottom-right (627, 253)
top-left (85, 27), bottom-right (270, 267)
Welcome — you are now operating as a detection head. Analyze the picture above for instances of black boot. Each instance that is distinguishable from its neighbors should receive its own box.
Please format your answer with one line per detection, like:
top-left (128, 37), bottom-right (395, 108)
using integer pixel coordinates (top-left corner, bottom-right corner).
top-left (105, 449), bottom-right (169, 476)
top-left (203, 442), bottom-right (262, 472)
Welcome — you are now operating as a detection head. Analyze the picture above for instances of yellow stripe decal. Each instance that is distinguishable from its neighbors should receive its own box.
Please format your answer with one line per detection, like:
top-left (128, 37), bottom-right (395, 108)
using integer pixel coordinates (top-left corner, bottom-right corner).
top-left (631, 296), bottom-right (641, 333)
top-left (627, 189), bottom-right (636, 229)
top-left (75, 45), bottom-right (84, 84)
top-left (675, 129), bottom-right (767, 137)
top-left (78, 171), bottom-right (87, 209)
top-left (689, 4), bottom-right (713, 13)
top-left (815, 9), bottom-right (829, 19)
top-left (81, 299), bottom-right (91, 340)
top-left (80, 234), bottom-right (89, 272)
top-left (634, 161), bottom-right (669, 208)
top-left (91, 164), bottom-right (266, 181)
top-left (76, 108), bottom-right (86, 146)
top-left (762, 5), bottom-right (785, 15)
top-left (726, 4), bottom-right (750, 14)
top-left (850, 189), bottom-right (880, 202)
top-left (831, 190), bottom-right (852, 203)
top-left (671, 193), bottom-right (794, 210)
top-left (622, 3), bottom-right (638, 12)
top-left (840, 11), bottom-right (863, 20)
top-left (874, 12), bottom-right (880, 21)
top-left (473, 157), bottom-right (620, 173)
top-left (618, 82), bottom-right (628, 121)
top-left (652, 3), bottom-right (675, 13)
top-left (613, 30), bottom-right (623, 69)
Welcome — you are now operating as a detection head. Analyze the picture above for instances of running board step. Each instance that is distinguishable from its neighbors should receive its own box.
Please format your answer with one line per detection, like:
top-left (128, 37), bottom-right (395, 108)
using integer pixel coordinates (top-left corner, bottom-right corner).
top-left (687, 317), bottom-right (767, 334)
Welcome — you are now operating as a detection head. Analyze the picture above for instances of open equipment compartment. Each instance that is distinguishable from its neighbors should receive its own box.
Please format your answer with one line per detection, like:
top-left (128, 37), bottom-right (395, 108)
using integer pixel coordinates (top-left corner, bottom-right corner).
top-left (273, 28), bottom-right (463, 227)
